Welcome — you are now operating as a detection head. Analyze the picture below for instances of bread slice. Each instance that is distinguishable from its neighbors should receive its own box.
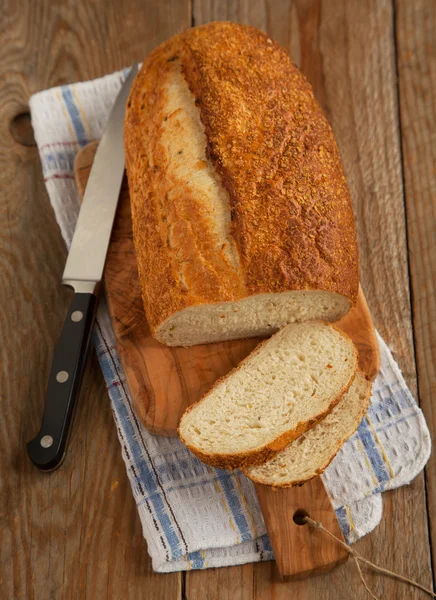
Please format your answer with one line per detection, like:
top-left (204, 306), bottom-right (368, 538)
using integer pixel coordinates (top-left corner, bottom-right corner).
top-left (157, 291), bottom-right (353, 347)
top-left (125, 22), bottom-right (359, 347)
top-left (178, 322), bottom-right (358, 469)
top-left (244, 372), bottom-right (371, 487)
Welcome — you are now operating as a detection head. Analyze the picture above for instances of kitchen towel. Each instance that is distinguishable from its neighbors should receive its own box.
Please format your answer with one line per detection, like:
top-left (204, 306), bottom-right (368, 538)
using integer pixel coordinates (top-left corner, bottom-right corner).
top-left (29, 67), bottom-right (431, 573)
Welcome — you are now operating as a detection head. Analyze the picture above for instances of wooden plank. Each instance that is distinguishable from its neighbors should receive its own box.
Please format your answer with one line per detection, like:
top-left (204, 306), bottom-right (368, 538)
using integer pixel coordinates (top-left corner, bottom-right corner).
top-left (186, 564), bottom-right (254, 600)
top-left (395, 0), bottom-right (436, 579)
top-left (188, 0), bottom-right (433, 598)
top-left (0, 1), bottom-right (190, 599)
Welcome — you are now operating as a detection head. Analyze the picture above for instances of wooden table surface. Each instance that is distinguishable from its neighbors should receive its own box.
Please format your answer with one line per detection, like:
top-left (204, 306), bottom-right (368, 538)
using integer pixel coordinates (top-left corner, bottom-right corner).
top-left (1, 1), bottom-right (434, 598)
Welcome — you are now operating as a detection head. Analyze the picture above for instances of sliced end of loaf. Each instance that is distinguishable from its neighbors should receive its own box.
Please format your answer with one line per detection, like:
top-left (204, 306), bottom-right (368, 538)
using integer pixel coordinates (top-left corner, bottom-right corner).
top-left (244, 372), bottom-right (371, 487)
top-left (178, 322), bottom-right (358, 469)
top-left (156, 291), bottom-right (351, 347)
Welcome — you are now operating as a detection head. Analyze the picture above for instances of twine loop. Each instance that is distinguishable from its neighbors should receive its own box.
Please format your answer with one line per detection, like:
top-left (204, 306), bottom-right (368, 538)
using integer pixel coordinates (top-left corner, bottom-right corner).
top-left (301, 514), bottom-right (435, 600)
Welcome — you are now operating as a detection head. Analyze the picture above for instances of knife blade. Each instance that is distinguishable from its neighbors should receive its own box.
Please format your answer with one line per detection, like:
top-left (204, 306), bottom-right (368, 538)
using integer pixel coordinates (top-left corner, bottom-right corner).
top-left (27, 63), bottom-right (138, 471)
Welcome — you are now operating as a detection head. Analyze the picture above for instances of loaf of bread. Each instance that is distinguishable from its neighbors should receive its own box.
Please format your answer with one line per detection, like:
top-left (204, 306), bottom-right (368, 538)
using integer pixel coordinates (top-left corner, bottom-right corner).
top-left (244, 372), bottom-right (371, 487)
top-left (178, 322), bottom-right (358, 469)
top-left (125, 22), bottom-right (359, 347)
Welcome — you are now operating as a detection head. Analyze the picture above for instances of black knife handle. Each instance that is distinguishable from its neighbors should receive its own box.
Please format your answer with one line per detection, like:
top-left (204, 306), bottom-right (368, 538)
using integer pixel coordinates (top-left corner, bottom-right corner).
top-left (27, 292), bottom-right (98, 471)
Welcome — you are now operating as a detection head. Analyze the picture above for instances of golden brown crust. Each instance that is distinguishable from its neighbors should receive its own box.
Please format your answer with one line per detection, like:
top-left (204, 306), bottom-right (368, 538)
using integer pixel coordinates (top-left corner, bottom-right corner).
top-left (243, 373), bottom-right (372, 486)
top-left (177, 323), bottom-right (358, 470)
top-left (125, 22), bottom-right (359, 337)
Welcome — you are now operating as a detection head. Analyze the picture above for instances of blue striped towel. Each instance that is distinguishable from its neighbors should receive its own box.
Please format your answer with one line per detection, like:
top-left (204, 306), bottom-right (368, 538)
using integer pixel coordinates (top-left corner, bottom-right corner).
top-left (29, 68), bottom-right (431, 572)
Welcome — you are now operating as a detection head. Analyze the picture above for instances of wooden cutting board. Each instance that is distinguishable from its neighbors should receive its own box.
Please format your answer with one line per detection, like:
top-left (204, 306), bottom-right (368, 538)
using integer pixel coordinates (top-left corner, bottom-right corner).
top-left (75, 141), bottom-right (380, 578)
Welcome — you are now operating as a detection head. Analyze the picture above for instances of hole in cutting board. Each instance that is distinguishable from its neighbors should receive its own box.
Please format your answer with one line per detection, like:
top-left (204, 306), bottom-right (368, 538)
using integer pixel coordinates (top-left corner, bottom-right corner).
top-left (293, 508), bottom-right (309, 526)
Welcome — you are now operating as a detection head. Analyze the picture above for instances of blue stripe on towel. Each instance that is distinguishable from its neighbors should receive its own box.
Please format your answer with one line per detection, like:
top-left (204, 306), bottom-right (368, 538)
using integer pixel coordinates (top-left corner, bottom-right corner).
top-left (216, 470), bottom-right (253, 542)
top-left (335, 506), bottom-right (350, 539)
top-left (370, 386), bottom-right (413, 420)
top-left (260, 534), bottom-right (273, 554)
top-left (61, 86), bottom-right (89, 147)
top-left (357, 418), bottom-right (390, 488)
top-left (40, 148), bottom-right (77, 177)
top-left (186, 550), bottom-right (204, 569)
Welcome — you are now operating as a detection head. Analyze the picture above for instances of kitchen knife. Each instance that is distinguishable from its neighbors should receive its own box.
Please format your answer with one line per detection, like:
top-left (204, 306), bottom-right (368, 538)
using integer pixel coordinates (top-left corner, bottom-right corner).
top-left (27, 63), bottom-right (138, 471)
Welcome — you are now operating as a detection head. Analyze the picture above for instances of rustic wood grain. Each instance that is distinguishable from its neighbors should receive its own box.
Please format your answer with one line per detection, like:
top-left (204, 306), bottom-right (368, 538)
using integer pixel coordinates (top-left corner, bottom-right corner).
top-left (188, 0), bottom-right (433, 598)
top-left (395, 0), bottom-right (436, 580)
top-left (0, 2), bottom-right (190, 599)
top-left (185, 563), bottom-right (254, 600)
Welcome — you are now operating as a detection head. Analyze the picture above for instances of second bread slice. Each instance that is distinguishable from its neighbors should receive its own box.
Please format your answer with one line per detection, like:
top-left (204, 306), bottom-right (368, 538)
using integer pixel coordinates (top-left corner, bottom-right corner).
top-left (178, 322), bottom-right (358, 469)
top-left (244, 372), bottom-right (371, 486)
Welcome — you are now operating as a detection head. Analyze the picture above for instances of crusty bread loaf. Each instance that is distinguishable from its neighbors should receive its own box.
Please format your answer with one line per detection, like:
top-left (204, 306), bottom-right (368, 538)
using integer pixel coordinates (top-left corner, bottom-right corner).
top-left (244, 372), bottom-right (371, 487)
top-left (178, 322), bottom-right (358, 469)
top-left (125, 22), bottom-right (359, 347)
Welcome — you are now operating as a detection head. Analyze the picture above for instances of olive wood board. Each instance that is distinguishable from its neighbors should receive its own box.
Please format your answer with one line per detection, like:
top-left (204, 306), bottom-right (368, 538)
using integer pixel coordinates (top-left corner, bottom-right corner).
top-left (75, 141), bottom-right (380, 578)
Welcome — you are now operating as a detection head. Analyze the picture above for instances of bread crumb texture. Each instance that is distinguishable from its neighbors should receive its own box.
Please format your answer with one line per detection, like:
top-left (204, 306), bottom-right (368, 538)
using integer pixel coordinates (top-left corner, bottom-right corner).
top-left (244, 372), bottom-right (371, 486)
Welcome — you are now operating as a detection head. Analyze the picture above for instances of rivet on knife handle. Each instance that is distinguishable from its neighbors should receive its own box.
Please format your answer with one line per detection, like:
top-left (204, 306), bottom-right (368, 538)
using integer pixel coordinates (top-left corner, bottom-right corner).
top-left (26, 292), bottom-right (97, 470)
